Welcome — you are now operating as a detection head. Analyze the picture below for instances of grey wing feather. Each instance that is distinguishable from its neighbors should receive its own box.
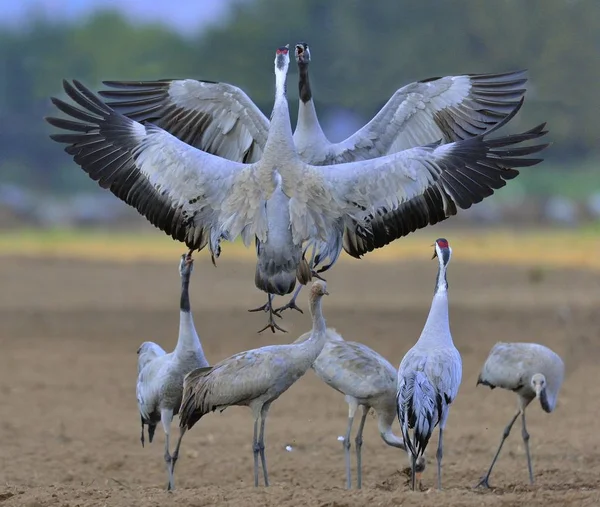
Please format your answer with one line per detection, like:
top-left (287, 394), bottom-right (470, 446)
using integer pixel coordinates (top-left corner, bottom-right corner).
top-left (314, 340), bottom-right (396, 399)
top-left (179, 347), bottom-right (290, 429)
top-left (137, 342), bottom-right (167, 374)
top-left (98, 79), bottom-right (269, 163)
top-left (293, 122), bottom-right (548, 252)
top-left (46, 80), bottom-right (264, 254)
top-left (136, 353), bottom-right (170, 422)
top-left (328, 70), bottom-right (528, 163)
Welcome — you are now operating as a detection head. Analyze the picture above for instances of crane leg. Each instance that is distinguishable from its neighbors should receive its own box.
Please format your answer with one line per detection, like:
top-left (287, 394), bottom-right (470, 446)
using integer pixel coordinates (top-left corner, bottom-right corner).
top-left (273, 285), bottom-right (304, 315)
top-left (161, 409), bottom-right (175, 491)
top-left (521, 411), bottom-right (535, 484)
top-left (436, 428), bottom-right (444, 490)
top-left (354, 406), bottom-right (369, 489)
top-left (258, 404), bottom-right (271, 487)
top-left (249, 294), bottom-right (287, 334)
top-left (475, 409), bottom-right (520, 488)
top-left (410, 453), bottom-right (417, 491)
top-left (140, 416), bottom-right (145, 448)
top-left (252, 417), bottom-right (260, 487)
top-left (169, 425), bottom-right (187, 480)
top-left (343, 403), bottom-right (357, 489)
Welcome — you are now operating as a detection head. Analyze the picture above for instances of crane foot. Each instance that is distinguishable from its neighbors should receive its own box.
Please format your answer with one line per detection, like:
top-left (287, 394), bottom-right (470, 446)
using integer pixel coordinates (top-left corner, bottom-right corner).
top-left (474, 476), bottom-right (492, 489)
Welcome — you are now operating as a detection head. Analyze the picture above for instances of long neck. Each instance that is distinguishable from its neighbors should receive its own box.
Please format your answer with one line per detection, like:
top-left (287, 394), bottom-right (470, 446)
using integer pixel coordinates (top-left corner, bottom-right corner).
top-left (418, 261), bottom-right (452, 345)
top-left (294, 295), bottom-right (327, 364)
top-left (378, 411), bottom-right (406, 449)
top-left (174, 273), bottom-right (205, 360)
top-left (295, 63), bottom-right (328, 144)
top-left (310, 295), bottom-right (326, 335)
top-left (262, 67), bottom-right (296, 162)
top-left (538, 386), bottom-right (554, 413)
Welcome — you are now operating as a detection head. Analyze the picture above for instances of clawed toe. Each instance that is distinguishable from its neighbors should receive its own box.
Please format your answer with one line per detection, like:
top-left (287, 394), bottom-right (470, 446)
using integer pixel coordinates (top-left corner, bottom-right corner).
top-left (274, 300), bottom-right (304, 315)
top-left (474, 477), bottom-right (491, 489)
top-left (257, 320), bottom-right (288, 334)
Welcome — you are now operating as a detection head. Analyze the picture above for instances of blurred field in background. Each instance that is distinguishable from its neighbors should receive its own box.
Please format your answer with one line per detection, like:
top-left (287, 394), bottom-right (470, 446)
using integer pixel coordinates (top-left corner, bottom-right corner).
top-left (2, 226), bottom-right (599, 271)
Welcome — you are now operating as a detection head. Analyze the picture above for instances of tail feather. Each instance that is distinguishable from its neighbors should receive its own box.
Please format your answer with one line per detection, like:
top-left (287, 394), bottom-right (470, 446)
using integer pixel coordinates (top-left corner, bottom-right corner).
top-left (254, 238), bottom-right (300, 295)
top-left (147, 422), bottom-right (157, 443)
top-left (140, 416), bottom-right (157, 447)
top-left (179, 366), bottom-right (213, 430)
top-left (397, 371), bottom-right (439, 458)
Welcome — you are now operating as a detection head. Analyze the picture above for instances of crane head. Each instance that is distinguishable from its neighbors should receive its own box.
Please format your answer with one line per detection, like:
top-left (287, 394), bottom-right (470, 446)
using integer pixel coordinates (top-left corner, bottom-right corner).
top-left (531, 373), bottom-right (547, 397)
top-left (310, 279), bottom-right (329, 298)
top-left (275, 44), bottom-right (290, 71)
top-left (432, 238), bottom-right (452, 266)
top-left (179, 251), bottom-right (194, 278)
top-left (295, 42), bottom-right (311, 65)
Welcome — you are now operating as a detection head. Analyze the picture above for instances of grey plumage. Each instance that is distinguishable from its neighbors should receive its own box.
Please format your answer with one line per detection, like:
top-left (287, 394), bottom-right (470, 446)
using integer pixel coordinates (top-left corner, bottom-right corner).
top-left (179, 280), bottom-right (331, 487)
top-left (97, 42), bottom-right (533, 316)
top-left (294, 328), bottom-right (425, 489)
top-left (136, 252), bottom-right (208, 491)
top-left (475, 342), bottom-right (565, 488)
top-left (46, 46), bottom-right (549, 335)
top-left (397, 238), bottom-right (462, 491)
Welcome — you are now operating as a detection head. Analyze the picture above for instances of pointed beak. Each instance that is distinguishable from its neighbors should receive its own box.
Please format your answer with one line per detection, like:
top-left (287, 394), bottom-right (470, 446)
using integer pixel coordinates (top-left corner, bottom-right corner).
top-left (432, 248), bottom-right (438, 260)
top-left (324, 291), bottom-right (330, 296)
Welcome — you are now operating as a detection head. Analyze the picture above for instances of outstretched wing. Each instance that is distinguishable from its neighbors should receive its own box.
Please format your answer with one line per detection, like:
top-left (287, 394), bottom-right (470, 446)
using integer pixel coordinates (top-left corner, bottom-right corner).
top-left (326, 70), bottom-right (528, 163)
top-left (46, 80), bottom-right (267, 253)
top-left (290, 123), bottom-right (548, 245)
top-left (98, 79), bottom-right (269, 163)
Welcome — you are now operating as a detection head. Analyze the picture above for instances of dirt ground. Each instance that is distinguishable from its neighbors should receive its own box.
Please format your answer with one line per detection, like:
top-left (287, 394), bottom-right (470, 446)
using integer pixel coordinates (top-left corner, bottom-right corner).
top-left (1, 252), bottom-right (600, 507)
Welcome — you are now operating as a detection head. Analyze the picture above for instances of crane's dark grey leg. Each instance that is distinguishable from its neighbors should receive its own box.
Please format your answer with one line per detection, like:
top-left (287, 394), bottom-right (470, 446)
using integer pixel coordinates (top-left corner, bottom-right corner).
top-left (521, 410), bottom-right (534, 484)
top-left (169, 425), bottom-right (187, 481)
top-left (354, 406), bottom-right (369, 489)
top-left (249, 294), bottom-right (287, 334)
top-left (258, 403), bottom-right (271, 487)
top-left (410, 453), bottom-right (417, 491)
top-left (273, 285), bottom-right (304, 314)
top-left (475, 410), bottom-right (520, 488)
top-left (343, 404), bottom-right (357, 489)
top-left (252, 417), bottom-right (260, 487)
top-left (436, 428), bottom-right (444, 490)
top-left (160, 409), bottom-right (175, 491)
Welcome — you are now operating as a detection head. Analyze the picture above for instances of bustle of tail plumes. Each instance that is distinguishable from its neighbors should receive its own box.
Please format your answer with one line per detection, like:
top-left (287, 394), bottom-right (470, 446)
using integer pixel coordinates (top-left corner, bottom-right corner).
top-left (254, 239), bottom-right (311, 295)
top-left (178, 366), bottom-right (214, 430)
top-left (140, 416), bottom-right (157, 447)
top-left (397, 371), bottom-right (440, 460)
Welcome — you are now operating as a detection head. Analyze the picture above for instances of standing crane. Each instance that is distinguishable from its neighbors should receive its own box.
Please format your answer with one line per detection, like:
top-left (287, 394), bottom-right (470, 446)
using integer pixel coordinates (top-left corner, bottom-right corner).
top-left (475, 342), bottom-right (565, 488)
top-left (136, 252), bottom-right (208, 491)
top-left (294, 328), bottom-right (425, 489)
top-left (178, 280), bottom-right (330, 487)
top-left (397, 238), bottom-right (462, 491)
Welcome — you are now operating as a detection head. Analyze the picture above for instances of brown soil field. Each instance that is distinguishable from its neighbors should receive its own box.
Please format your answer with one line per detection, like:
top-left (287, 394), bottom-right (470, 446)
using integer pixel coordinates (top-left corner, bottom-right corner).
top-left (1, 252), bottom-right (600, 506)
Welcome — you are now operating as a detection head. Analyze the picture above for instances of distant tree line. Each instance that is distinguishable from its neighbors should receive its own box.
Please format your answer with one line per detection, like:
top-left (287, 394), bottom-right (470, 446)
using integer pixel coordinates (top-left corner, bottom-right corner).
top-left (0, 0), bottom-right (598, 193)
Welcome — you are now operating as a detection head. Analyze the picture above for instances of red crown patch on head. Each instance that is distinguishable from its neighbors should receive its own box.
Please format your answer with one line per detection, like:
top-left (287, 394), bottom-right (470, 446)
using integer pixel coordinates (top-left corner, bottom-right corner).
top-left (436, 238), bottom-right (449, 249)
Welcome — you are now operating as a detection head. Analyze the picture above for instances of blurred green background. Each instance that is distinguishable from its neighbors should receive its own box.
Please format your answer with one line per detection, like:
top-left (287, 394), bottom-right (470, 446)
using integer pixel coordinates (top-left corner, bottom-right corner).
top-left (1, 0), bottom-right (599, 229)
